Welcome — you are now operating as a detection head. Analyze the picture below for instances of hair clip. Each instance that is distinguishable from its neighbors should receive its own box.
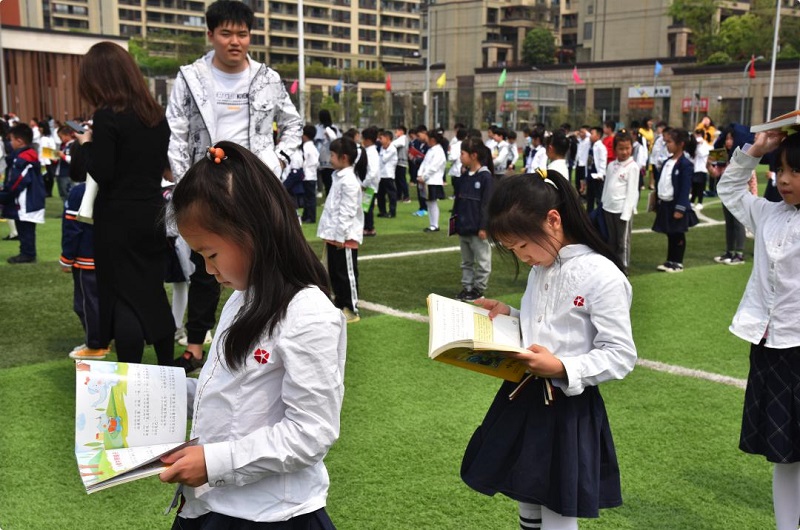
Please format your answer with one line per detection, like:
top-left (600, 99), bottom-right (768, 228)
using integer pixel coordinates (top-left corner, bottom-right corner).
top-left (533, 167), bottom-right (558, 189)
top-left (207, 146), bottom-right (227, 164)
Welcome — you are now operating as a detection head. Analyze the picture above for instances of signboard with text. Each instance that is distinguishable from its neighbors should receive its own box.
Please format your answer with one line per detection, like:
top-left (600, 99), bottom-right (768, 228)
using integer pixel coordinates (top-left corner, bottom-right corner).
top-left (681, 97), bottom-right (709, 113)
top-left (627, 86), bottom-right (671, 98)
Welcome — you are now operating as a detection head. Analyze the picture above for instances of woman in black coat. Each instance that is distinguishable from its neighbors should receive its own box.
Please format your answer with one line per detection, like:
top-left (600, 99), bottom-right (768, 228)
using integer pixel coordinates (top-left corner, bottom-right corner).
top-left (74, 41), bottom-right (174, 365)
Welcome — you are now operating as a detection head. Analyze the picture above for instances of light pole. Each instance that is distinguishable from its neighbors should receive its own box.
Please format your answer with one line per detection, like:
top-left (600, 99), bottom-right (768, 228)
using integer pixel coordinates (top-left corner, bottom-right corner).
top-left (424, 2), bottom-right (433, 127)
top-left (767, 0), bottom-right (781, 120)
top-left (741, 55), bottom-right (764, 124)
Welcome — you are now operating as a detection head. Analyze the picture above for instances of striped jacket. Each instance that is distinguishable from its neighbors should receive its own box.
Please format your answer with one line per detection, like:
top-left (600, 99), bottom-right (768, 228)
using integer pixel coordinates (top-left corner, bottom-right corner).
top-left (60, 183), bottom-right (94, 270)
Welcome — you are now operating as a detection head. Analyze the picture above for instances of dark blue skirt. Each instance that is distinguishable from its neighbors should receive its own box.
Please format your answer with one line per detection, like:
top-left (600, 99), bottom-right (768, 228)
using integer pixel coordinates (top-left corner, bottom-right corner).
top-left (651, 199), bottom-right (699, 234)
top-left (461, 378), bottom-right (622, 518)
top-left (740, 341), bottom-right (800, 463)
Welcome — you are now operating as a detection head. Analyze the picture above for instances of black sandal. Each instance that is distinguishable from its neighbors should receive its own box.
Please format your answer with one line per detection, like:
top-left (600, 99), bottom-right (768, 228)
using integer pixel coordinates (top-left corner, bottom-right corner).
top-left (174, 350), bottom-right (204, 373)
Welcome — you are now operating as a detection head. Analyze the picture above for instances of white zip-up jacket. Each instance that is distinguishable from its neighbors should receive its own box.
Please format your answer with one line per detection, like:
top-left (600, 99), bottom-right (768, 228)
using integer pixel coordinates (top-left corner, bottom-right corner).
top-left (418, 143), bottom-right (446, 185)
top-left (316, 166), bottom-right (364, 244)
top-left (602, 158), bottom-right (640, 222)
top-left (166, 51), bottom-right (302, 181)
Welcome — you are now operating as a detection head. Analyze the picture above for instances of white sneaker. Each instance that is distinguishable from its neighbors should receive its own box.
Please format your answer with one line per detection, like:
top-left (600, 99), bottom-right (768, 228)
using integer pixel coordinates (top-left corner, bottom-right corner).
top-left (177, 330), bottom-right (213, 347)
top-left (694, 203), bottom-right (704, 211)
top-left (174, 327), bottom-right (187, 344)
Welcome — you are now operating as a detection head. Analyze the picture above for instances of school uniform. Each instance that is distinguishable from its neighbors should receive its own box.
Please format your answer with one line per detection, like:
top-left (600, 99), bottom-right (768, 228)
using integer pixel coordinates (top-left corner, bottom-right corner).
top-left (492, 140), bottom-right (511, 177)
top-left (453, 166), bottom-right (493, 294)
top-left (174, 287), bottom-right (345, 526)
top-left (652, 153), bottom-right (698, 268)
top-left (462, 245), bottom-right (637, 518)
top-left (585, 141), bottom-right (606, 213)
top-left (691, 139), bottom-right (710, 205)
top-left (302, 140), bottom-right (319, 223)
top-left (525, 145), bottom-right (547, 174)
top-left (448, 139), bottom-right (462, 196)
top-left (575, 136), bottom-right (591, 188)
top-left (1, 145), bottom-right (44, 260)
top-left (377, 143), bottom-right (398, 217)
top-left (546, 159), bottom-right (569, 181)
top-left (56, 139), bottom-right (75, 199)
top-left (391, 134), bottom-right (410, 201)
top-left (418, 143), bottom-right (446, 200)
top-left (601, 158), bottom-right (640, 270)
top-left (362, 144), bottom-right (380, 232)
top-left (719, 147), bottom-right (800, 463)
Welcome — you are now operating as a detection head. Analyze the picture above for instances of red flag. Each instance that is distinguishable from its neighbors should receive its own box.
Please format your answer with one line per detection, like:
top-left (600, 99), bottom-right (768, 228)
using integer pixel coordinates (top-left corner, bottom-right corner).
top-left (385, 74), bottom-right (392, 92)
top-left (572, 66), bottom-right (585, 84)
top-left (290, 79), bottom-right (298, 94)
top-left (748, 55), bottom-right (756, 79)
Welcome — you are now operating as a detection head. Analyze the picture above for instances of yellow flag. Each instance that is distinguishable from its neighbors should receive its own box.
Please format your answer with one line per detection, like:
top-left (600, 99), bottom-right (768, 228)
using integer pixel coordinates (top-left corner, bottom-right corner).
top-left (436, 72), bottom-right (446, 89)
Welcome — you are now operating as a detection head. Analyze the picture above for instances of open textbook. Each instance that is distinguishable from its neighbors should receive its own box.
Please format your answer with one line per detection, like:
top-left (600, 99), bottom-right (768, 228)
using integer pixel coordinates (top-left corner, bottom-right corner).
top-left (74, 360), bottom-right (192, 494)
top-left (750, 109), bottom-right (800, 134)
top-left (426, 294), bottom-right (529, 382)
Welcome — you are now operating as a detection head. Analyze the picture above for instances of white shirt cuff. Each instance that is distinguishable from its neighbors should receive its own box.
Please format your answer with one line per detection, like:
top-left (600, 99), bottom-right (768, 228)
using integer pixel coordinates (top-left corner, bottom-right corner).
top-left (558, 356), bottom-right (584, 396)
top-left (204, 440), bottom-right (235, 488)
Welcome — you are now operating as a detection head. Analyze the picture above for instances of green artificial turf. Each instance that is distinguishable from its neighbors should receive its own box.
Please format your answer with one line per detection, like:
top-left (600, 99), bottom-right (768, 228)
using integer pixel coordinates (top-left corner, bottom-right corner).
top-left (0, 178), bottom-right (778, 528)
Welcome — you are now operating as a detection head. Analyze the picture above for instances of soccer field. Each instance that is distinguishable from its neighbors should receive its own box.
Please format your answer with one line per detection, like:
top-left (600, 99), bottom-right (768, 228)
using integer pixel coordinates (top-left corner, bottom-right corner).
top-left (0, 188), bottom-right (775, 529)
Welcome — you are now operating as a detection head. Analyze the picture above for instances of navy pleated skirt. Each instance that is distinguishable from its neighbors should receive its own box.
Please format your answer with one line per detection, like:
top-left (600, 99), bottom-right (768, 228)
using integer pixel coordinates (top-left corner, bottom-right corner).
top-left (740, 341), bottom-right (800, 463)
top-left (461, 378), bottom-right (622, 518)
top-left (651, 199), bottom-right (699, 234)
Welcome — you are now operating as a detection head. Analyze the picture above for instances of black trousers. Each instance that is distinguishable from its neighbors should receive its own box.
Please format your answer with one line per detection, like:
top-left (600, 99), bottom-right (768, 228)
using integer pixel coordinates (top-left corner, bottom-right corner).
top-left (302, 181), bottom-right (317, 222)
top-left (113, 297), bottom-right (174, 365)
top-left (395, 165), bottom-right (409, 200)
top-left (319, 168), bottom-right (334, 196)
top-left (73, 268), bottom-right (103, 349)
top-left (363, 194), bottom-right (376, 231)
top-left (16, 220), bottom-right (36, 258)
top-left (172, 508), bottom-right (335, 530)
top-left (377, 179), bottom-right (397, 215)
top-left (326, 243), bottom-right (358, 312)
top-left (186, 250), bottom-right (222, 346)
top-left (585, 178), bottom-right (604, 213)
top-left (667, 232), bottom-right (686, 264)
top-left (723, 205), bottom-right (746, 253)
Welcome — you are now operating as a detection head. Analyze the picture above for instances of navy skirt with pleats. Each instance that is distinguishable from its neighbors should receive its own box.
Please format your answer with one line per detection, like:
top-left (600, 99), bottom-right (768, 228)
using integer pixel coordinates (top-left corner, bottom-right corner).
top-left (461, 378), bottom-right (622, 518)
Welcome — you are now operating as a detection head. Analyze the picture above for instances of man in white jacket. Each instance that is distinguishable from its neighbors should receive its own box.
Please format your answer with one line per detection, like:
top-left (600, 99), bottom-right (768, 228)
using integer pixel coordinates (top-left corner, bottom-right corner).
top-left (166, 0), bottom-right (303, 370)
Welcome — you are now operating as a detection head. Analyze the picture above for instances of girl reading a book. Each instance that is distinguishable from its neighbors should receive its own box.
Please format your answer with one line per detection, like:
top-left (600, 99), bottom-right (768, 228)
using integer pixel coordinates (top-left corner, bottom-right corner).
top-left (159, 142), bottom-right (345, 529)
top-left (461, 170), bottom-right (637, 530)
top-left (717, 129), bottom-right (800, 530)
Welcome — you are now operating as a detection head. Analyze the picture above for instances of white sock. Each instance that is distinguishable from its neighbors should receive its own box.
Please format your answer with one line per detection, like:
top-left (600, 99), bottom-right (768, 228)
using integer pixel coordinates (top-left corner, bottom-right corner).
top-left (7, 219), bottom-right (17, 237)
top-left (519, 502), bottom-right (542, 529)
top-left (171, 282), bottom-right (188, 329)
top-left (428, 200), bottom-right (440, 228)
top-left (541, 505), bottom-right (578, 530)
top-left (773, 462), bottom-right (800, 530)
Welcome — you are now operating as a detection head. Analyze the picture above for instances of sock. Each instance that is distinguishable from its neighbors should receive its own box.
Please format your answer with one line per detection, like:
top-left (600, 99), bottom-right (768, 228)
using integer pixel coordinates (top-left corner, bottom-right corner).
top-left (519, 503), bottom-right (542, 529)
top-left (428, 200), bottom-right (440, 228)
top-left (541, 506), bottom-right (578, 530)
top-left (7, 219), bottom-right (17, 237)
top-left (172, 282), bottom-right (189, 329)
top-left (774, 462), bottom-right (800, 530)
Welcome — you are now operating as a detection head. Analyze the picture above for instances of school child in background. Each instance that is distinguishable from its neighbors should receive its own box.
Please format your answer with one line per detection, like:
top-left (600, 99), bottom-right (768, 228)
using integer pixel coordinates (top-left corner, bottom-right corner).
top-left (160, 142), bottom-right (345, 528)
top-left (462, 170), bottom-right (636, 530)
top-left (360, 126), bottom-right (380, 236)
top-left (62, 169), bottom-right (109, 360)
top-left (281, 148), bottom-right (307, 222)
top-left (301, 125), bottom-right (320, 224)
top-left (648, 122), bottom-right (669, 188)
top-left (716, 130), bottom-right (800, 530)
top-left (392, 125), bottom-right (410, 203)
top-left (601, 119), bottom-right (616, 163)
top-left (545, 129), bottom-right (570, 180)
top-left (377, 129), bottom-right (398, 218)
top-left (1, 123), bottom-right (44, 264)
top-left (575, 125), bottom-right (591, 190)
top-left (601, 130), bottom-right (641, 272)
top-left (525, 127), bottom-right (548, 174)
top-left (37, 120), bottom-right (58, 198)
top-left (652, 128), bottom-right (698, 273)
top-left (712, 128), bottom-right (753, 266)
top-left (582, 126), bottom-right (606, 213)
top-left (317, 136), bottom-right (365, 324)
top-left (448, 127), bottom-right (466, 197)
top-left (631, 128), bottom-right (649, 202)
top-left (417, 128), bottom-right (447, 233)
top-left (409, 125), bottom-right (429, 216)
top-left (690, 128), bottom-right (710, 210)
top-left (453, 137), bottom-right (494, 301)
top-left (506, 130), bottom-right (519, 173)
top-left (55, 125), bottom-right (75, 200)
top-left (485, 125), bottom-right (498, 153)
top-left (491, 127), bottom-right (511, 179)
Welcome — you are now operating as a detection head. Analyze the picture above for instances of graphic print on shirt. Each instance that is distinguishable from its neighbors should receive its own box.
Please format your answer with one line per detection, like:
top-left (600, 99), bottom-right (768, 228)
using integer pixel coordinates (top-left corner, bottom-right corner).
top-left (254, 348), bottom-right (270, 364)
top-left (573, 296), bottom-right (585, 307)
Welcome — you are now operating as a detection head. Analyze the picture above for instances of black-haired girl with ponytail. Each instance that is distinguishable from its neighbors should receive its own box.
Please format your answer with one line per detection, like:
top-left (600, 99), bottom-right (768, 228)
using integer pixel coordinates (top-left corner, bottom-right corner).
top-left (652, 127), bottom-right (699, 273)
top-left (461, 170), bottom-right (637, 529)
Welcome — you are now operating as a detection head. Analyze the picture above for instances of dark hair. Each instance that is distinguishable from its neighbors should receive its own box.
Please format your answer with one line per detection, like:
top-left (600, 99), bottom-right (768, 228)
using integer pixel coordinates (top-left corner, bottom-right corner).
top-left (361, 126), bottom-right (378, 144)
top-left (9, 123), bottom-right (33, 145)
top-left (37, 120), bottom-right (52, 137)
top-left (378, 129), bottom-right (394, 141)
top-left (461, 136), bottom-right (495, 174)
top-left (331, 136), bottom-right (367, 179)
top-left (613, 130), bottom-right (633, 149)
top-left (559, 123), bottom-right (572, 132)
top-left (343, 128), bottom-right (359, 140)
top-left (603, 120), bottom-right (616, 131)
top-left (206, 0), bottom-right (254, 32)
top-left (171, 141), bottom-right (329, 371)
top-left (666, 128), bottom-right (697, 158)
top-left (590, 126), bottom-right (603, 137)
top-left (78, 42), bottom-right (164, 128)
top-left (319, 109), bottom-right (333, 128)
top-left (57, 125), bottom-right (73, 137)
top-left (395, 125), bottom-right (407, 134)
top-left (776, 132), bottom-right (800, 174)
top-left (302, 124), bottom-right (316, 139)
top-left (427, 128), bottom-right (448, 149)
top-left (547, 129), bottom-right (570, 157)
top-left (487, 171), bottom-right (623, 273)
top-left (494, 127), bottom-right (508, 140)
top-left (455, 128), bottom-right (467, 141)
top-left (507, 130), bottom-right (517, 141)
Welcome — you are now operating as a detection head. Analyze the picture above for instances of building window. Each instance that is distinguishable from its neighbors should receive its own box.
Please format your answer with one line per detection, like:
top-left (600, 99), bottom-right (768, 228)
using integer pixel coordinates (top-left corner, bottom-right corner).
top-left (583, 22), bottom-right (592, 40)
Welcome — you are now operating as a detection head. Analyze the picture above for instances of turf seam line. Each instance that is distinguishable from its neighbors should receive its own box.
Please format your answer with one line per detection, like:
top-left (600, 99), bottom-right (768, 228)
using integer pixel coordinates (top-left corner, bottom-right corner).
top-left (359, 299), bottom-right (748, 390)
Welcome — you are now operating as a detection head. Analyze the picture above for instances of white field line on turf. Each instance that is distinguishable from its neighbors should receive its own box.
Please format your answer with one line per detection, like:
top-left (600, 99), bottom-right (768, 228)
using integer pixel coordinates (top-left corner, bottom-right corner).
top-left (358, 299), bottom-right (748, 390)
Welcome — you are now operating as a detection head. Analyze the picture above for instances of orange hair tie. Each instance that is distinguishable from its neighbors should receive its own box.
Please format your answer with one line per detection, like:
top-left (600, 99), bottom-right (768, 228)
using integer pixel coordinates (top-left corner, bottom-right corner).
top-left (207, 146), bottom-right (227, 164)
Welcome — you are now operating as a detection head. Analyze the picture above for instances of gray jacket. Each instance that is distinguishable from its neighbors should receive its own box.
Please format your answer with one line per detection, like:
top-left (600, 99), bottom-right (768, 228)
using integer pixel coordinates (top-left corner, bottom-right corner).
top-left (167, 51), bottom-right (303, 180)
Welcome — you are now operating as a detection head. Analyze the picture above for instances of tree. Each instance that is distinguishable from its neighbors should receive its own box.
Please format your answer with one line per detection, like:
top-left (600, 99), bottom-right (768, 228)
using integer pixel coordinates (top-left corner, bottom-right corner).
top-left (667, 0), bottom-right (720, 62)
top-left (521, 27), bottom-right (556, 66)
top-left (718, 13), bottom-right (771, 61)
top-left (128, 31), bottom-right (207, 77)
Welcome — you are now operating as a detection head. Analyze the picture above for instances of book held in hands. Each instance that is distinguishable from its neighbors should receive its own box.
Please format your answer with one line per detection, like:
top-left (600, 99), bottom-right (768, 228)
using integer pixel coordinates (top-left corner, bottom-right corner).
top-left (750, 109), bottom-right (800, 134)
top-left (74, 360), bottom-right (193, 493)
top-left (426, 294), bottom-right (529, 382)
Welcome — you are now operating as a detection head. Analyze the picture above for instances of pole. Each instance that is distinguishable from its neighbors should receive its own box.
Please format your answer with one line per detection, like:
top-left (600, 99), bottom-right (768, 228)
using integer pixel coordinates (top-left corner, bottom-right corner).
top-left (795, 58), bottom-right (800, 110)
top-left (0, 7), bottom-right (7, 114)
top-left (512, 77), bottom-right (519, 131)
top-left (424, 3), bottom-right (431, 126)
top-left (767, 0), bottom-right (781, 120)
top-left (298, 0), bottom-right (306, 123)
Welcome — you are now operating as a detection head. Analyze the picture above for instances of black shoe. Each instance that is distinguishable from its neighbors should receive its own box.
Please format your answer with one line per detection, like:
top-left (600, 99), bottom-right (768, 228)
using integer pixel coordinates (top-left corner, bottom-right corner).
top-left (2, 235), bottom-right (19, 241)
top-left (456, 288), bottom-right (470, 300)
top-left (423, 226), bottom-right (440, 233)
top-left (388, 213), bottom-right (396, 218)
top-left (174, 350), bottom-right (204, 373)
top-left (7, 254), bottom-right (35, 264)
top-left (377, 213), bottom-right (390, 218)
top-left (463, 289), bottom-right (483, 301)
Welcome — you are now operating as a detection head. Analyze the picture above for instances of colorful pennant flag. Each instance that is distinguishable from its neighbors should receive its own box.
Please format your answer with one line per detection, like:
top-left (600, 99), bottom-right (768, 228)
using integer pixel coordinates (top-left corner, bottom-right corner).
top-left (385, 74), bottom-right (392, 92)
top-left (572, 66), bottom-right (584, 84)
top-left (497, 68), bottom-right (507, 87)
top-left (749, 55), bottom-right (757, 79)
top-left (654, 60), bottom-right (663, 77)
top-left (290, 79), bottom-right (298, 95)
top-left (436, 72), bottom-right (446, 89)
top-left (334, 78), bottom-right (343, 93)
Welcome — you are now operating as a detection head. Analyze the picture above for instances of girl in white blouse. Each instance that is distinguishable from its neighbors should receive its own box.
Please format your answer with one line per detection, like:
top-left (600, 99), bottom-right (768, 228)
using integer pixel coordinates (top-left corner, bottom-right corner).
top-left (416, 129), bottom-right (447, 232)
top-left (160, 142), bottom-right (345, 529)
top-left (718, 130), bottom-right (800, 530)
top-left (462, 170), bottom-right (637, 530)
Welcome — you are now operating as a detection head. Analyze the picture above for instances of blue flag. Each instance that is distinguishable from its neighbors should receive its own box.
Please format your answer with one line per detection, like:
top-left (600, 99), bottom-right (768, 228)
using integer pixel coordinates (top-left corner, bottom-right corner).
top-left (334, 79), bottom-right (343, 93)
top-left (654, 60), bottom-right (663, 77)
